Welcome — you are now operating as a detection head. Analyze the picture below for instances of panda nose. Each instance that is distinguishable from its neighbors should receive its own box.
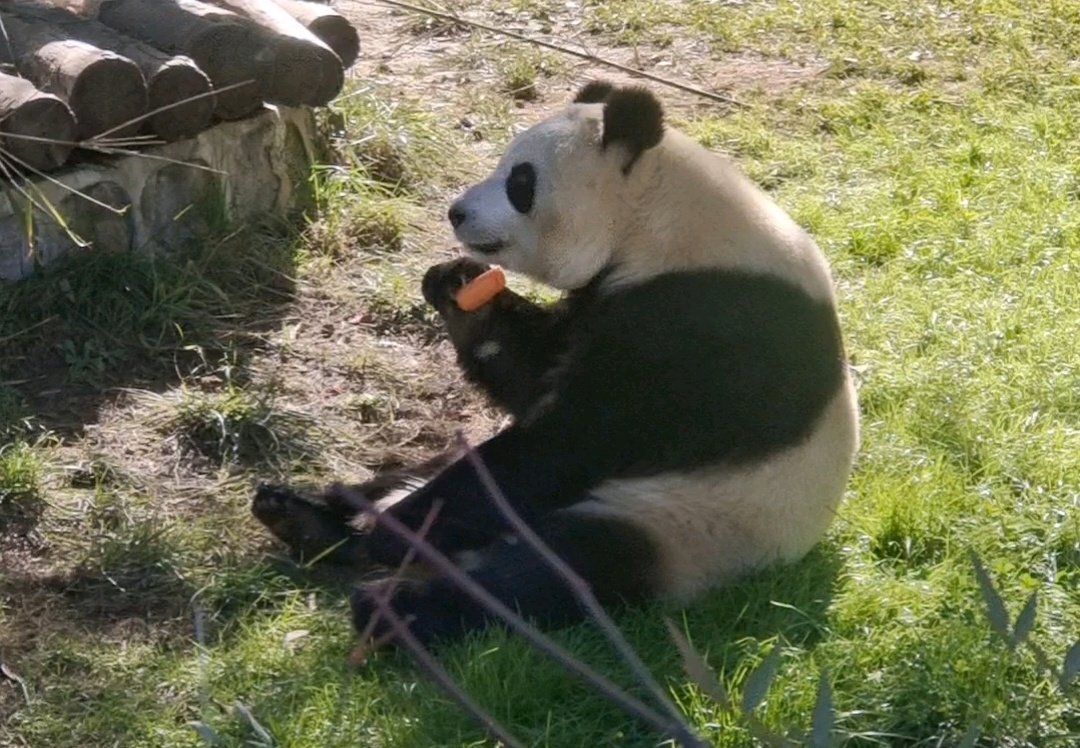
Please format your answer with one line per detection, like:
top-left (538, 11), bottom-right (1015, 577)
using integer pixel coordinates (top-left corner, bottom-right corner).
top-left (448, 203), bottom-right (468, 228)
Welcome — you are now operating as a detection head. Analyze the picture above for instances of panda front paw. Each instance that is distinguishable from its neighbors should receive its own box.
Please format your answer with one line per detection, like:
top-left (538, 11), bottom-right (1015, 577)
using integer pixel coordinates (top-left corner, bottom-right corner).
top-left (252, 483), bottom-right (363, 565)
top-left (350, 577), bottom-right (478, 646)
top-left (422, 257), bottom-right (491, 314)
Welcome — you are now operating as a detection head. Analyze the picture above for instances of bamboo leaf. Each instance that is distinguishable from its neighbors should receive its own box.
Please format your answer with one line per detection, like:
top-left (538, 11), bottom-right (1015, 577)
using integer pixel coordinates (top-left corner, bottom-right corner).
top-left (741, 646), bottom-right (780, 715)
top-left (187, 721), bottom-right (224, 746)
top-left (970, 551), bottom-right (1011, 641)
top-left (1061, 641), bottom-right (1080, 688)
top-left (664, 618), bottom-right (733, 710)
top-left (1011, 591), bottom-right (1038, 649)
top-left (234, 701), bottom-right (275, 746)
top-left (956, 721), bottom-right (981, 748)
top-left (809, 670), bottom-right (835, 748)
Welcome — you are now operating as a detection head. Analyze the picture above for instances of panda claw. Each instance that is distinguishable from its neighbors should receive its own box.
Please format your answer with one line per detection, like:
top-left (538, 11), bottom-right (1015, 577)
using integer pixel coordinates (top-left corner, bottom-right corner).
top-left (252, 482), bottom-right (306, 522)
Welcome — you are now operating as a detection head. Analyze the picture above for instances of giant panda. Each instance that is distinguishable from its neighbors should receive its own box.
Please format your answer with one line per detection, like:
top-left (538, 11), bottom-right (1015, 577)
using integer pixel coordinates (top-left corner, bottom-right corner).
top-left (252, 80), bottom-right (861, 646)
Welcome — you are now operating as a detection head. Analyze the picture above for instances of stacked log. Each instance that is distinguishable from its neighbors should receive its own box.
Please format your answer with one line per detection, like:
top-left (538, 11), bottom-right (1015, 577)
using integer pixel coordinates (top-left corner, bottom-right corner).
top-left (45, 15), bottom-right (216, 140)
top-left (269, 0), bottom-right (358, 69)
top-left (0, 0), bottom-right (359, 176)
top-left (209, 0), bottom-right (344, 106)
top-left (0, 10), bottom-right (148, 139)
top-left (0, 70), bottom-right (77, 171)
top-left (97, 0), bottom-right (268, 120)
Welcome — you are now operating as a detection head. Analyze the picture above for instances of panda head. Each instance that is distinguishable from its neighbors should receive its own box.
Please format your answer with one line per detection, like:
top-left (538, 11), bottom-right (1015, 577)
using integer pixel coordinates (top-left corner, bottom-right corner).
top-left (447, 81), bottom-right (665, 290)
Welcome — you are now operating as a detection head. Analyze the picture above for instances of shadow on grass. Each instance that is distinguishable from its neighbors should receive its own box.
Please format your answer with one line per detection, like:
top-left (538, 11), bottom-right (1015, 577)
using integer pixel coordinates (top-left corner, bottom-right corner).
top-left (0, 557), bottom-right (202, 668)
top-left (0, 217), bottom-right (302, 442)
top-left (2, 566), bottom-right (197, 636)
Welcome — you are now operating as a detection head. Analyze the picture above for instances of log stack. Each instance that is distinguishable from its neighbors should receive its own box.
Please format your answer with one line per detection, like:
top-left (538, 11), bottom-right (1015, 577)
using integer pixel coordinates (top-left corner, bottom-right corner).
top-left (0, 0), bottom-right (359, 175)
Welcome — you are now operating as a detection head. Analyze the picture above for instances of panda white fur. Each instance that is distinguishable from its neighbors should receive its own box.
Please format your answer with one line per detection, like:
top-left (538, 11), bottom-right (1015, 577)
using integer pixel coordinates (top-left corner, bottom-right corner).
top-left (252, 80), bottom-right (860, 645)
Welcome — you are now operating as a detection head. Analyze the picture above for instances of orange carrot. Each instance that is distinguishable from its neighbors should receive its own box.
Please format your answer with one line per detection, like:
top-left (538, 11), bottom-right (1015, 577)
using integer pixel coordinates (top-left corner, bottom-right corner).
top-left (455, 266), bottom-right (507, 311)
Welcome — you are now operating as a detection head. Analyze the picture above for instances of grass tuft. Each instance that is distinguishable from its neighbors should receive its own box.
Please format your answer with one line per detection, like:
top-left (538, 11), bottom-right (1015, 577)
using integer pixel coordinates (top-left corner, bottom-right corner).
top-left (148, 381), bottom-right (323, 470)
top-left (323, 85), bottom-right (463, 196)
top-left (494, 49), bottom-right (565, 102)
top-left (0, 441), bottom-right (45, 529)
top-left (304, 173), bottom-right (415, 259)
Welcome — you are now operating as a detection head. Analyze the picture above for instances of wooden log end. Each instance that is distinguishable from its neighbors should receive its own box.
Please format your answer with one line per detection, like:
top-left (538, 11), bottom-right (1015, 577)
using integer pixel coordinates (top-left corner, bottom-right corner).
top-left (259, 36), bottom-right (343, 108)
top-left (68, 54), bottom-right (149, 140)
top-left (207, 0), bottom-right (346, 107)
top-left (266, 0), bottom-right (359, 68)
top-left (146, 59), bottom-right (215, 141)
top-left (0, 91), bottom-right (77, 172)
top-left (307, 14), bottom-right (359, 69)
top-left (185, 24), bottom-right (266, 120)
top-left (307, 42), bottom-right (344, 106)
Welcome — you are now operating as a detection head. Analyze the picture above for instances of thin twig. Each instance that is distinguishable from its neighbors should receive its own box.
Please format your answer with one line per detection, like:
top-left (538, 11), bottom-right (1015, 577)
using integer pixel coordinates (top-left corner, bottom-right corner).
top-left (372, 0), bottom-right (746, 108)
top-left (1, 146), bottom-right (129, 216)
top-left (0, 154), bottom-right (61, 241)
top-left (0, 77), bottom-right (249, 205)
top-left (0, 315), bottom-right (57, 348)
top-left (0, 130), bottom-right (227, 186)
top-left (370, 594), bottom-right (528, 748)
top-left (85, 79), bottom-right (258, 143)
top-left (0, 79), bottom-right (254, 154)
top-left (338, 486), bottom-right (683, 743)
top-left (88, 135), bottom-right (164, 149)
top-left (0, 662), bottom-right (30, 706)
top-left (456, 432), bottom-right (708, 748)
top-left (356, 498), bottom-right (444, 646)
top-left (192, 605), bottom-right (212, 719)
top-left (72, 145), bottom-right (230, 175)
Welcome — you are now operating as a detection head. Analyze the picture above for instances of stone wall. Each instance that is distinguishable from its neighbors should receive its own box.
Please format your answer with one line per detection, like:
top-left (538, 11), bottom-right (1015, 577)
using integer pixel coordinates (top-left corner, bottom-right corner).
top-left (0, 104), bottom-right (318, 282)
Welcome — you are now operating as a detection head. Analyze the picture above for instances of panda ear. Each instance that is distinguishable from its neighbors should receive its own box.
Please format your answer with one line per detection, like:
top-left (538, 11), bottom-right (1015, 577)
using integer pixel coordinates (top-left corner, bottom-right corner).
top-left (572, 81), bottom-right (665, 170)
top-left (573, 80), bottom-right (616, 104)
top-left (600, 86), bottom-right (665, 159)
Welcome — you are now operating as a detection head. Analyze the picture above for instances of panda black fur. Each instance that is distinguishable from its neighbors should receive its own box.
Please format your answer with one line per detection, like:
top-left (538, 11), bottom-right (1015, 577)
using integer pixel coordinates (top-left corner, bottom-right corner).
top-left (252, 80), bottom-right (860, 645)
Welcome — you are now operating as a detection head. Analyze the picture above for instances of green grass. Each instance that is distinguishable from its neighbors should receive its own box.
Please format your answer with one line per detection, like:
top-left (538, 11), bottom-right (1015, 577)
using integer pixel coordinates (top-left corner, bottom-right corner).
top-left (0, 441), bottom-right (46, 530)
top-left (147, 381), bottom-right (324, 471)
top-left (3, 1), bottom-right (1080, 747)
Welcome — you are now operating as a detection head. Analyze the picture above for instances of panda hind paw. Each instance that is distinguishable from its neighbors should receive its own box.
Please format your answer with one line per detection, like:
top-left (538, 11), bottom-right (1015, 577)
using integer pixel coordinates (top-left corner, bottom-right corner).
top-left (350, 578), bottom-right (480, 647)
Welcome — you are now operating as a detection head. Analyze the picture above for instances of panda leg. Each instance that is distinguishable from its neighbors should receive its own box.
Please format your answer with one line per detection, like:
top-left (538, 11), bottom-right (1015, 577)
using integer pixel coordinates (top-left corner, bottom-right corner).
top-left (251, 448), bottom-right (462, 567)
top-left (423, 258), bottom-right (569, 420)
top-left (349, 507), bottom-right (661, 645)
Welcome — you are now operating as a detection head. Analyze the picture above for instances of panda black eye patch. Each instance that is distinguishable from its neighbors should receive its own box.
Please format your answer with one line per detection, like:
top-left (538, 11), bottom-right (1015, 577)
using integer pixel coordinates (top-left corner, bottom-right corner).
top-left (506, 162), bottom-right (536, 214)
